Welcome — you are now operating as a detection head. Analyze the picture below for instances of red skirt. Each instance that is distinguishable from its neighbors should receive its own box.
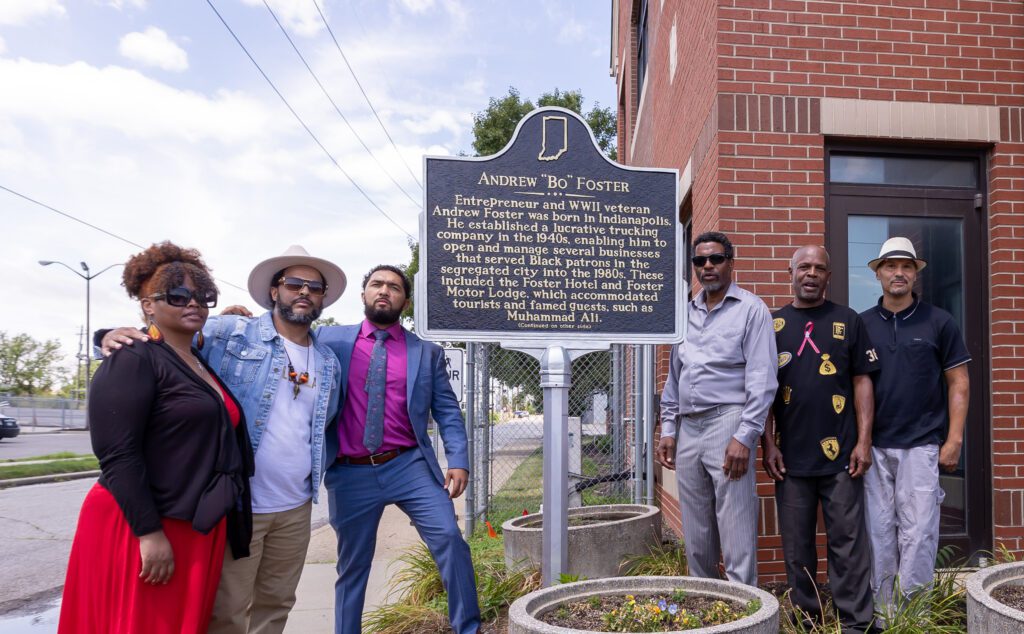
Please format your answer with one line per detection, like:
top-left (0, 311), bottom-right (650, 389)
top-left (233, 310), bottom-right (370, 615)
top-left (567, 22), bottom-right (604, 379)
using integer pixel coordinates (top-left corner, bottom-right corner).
top-left (58, 483), bottom-right (226, 634)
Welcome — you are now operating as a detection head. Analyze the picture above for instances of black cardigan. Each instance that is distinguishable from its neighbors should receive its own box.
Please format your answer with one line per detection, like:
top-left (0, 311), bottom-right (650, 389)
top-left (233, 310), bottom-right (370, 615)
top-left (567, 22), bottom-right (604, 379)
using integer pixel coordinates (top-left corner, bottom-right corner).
top-left (88, 339), bottom-right (254, 558)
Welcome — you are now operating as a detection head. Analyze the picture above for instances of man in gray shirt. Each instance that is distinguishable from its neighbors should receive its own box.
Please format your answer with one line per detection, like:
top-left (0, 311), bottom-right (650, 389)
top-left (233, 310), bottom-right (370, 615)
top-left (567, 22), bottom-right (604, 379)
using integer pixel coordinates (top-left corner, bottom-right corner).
top-left (657, 231), bottom-right (778, 586)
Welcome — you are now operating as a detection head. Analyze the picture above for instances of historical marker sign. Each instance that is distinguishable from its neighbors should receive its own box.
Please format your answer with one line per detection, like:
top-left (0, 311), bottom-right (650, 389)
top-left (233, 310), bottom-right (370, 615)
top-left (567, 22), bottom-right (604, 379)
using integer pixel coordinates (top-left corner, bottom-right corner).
top-left (417, 107), bottom-right (682, 345)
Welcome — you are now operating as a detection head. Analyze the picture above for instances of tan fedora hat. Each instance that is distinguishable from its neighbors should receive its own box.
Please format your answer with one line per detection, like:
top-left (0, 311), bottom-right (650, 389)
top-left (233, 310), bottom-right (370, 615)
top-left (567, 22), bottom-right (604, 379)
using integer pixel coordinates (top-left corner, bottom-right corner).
top-left (247, 245), bottom-right (346, 310)
top-left (867, 236), bottom-right (927, 272)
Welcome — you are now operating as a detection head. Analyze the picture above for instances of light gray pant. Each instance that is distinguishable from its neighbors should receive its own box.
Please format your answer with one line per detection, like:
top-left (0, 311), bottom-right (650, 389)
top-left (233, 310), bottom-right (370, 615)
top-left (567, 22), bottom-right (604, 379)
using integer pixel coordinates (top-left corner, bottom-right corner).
top-left (864, 445), bottom-right (944, 608)
top-left (674, 404), bottom-right (759, 586)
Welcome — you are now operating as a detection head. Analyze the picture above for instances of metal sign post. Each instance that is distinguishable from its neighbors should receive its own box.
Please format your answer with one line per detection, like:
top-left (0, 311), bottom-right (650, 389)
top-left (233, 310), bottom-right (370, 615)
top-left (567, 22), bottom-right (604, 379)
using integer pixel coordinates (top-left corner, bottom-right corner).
top-left (540, 345), bottom-right (570, 584)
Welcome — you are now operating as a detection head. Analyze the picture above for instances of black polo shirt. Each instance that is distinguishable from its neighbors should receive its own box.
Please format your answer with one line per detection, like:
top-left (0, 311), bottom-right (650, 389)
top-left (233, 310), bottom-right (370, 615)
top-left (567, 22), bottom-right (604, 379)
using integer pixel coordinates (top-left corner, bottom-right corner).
top-left (859, 296), bottom-right (970, 449)
top-left (772, 300), bottom-right (879, 476)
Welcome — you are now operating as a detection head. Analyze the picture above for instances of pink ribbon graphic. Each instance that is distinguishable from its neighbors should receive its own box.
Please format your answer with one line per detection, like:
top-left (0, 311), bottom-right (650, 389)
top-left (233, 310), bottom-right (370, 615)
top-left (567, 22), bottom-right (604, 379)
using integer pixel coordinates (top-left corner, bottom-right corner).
top-left (797, 321), bottom-right (820, 357)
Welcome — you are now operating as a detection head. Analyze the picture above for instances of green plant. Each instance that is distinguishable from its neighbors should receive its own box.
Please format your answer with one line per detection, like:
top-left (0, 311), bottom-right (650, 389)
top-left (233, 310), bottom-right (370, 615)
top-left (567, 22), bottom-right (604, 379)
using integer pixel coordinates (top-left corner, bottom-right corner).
top-left (620, 541), bottom-right (688, 576)
top-left (559, 573), bottom-right (582, 584)
top-left (600, 592), bottom-right (752, 632)
top-left (873, 546), bottom-right (966, 633)
top-left (362, 533), bottom-right (539, 631)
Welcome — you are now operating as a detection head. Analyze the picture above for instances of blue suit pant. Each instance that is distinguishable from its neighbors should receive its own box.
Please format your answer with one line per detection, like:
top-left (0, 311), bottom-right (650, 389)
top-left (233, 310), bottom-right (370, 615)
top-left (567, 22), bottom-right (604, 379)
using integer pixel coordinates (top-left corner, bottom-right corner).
top-left (326, 450), bottom-right (480, 634)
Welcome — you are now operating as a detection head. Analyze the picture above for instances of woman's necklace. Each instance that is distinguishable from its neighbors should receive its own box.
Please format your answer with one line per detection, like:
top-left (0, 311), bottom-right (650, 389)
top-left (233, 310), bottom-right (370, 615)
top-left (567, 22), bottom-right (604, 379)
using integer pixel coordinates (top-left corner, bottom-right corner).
top-left (169, 343), bottom-right (205, 374)
top-left (283, 337), bottom-right (312, 398)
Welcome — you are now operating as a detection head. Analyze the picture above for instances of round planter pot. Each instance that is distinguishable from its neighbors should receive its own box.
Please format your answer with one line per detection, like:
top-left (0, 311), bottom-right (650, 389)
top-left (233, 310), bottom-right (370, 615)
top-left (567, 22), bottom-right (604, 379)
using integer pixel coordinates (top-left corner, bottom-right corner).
top-left (508, 575), bottom-right (779, 634)
top-left (502, 505), bottom-right (661, 579)
top-left (966, 561), bottom-right (1024, 633)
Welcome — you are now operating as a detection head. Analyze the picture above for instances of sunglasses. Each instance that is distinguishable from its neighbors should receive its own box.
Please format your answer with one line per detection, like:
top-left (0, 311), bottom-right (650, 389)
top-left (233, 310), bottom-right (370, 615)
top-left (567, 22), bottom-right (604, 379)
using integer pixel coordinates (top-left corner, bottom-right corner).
top-left (278, 276), bottom-right (327, 295)
top-left (691, 254), bottom-right (730, 267)
top-left (150, 287), bottom-right (218, 308)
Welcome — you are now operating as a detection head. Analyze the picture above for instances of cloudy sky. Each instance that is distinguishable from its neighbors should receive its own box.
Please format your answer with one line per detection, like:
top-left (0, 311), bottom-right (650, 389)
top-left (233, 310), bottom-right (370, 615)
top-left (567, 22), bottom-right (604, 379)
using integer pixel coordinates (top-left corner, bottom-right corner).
top-left (0, 0), bottom-right (616, 375)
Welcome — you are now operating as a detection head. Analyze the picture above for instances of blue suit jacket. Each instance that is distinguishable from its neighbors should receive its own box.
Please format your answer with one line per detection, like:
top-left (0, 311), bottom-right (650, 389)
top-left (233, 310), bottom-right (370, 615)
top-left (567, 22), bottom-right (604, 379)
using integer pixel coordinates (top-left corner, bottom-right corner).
top-left (316, 324), bottom-right (469, 486)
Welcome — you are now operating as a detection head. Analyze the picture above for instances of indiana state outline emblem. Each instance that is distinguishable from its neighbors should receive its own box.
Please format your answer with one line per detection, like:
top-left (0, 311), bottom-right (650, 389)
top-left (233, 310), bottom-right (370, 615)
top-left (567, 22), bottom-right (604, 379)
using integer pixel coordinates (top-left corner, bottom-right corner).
top-left (820, 437), bottom-right (840, 461)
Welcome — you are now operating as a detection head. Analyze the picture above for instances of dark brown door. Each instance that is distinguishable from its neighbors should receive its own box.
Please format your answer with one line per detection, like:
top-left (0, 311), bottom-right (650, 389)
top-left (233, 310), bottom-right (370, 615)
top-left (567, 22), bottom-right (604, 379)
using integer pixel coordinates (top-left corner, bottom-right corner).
top-left (825, 147), bottom-right (990, 561)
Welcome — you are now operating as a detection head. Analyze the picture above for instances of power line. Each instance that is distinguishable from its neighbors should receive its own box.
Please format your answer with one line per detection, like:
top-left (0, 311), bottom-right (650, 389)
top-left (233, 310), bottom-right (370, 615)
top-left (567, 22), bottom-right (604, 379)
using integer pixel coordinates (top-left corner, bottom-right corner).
top-left (1, 184), bottom-right (247, 292)
top-left (261, 0), bottom-right (422, 208)
top-left (313, 0), bottom-right (424, 190)
top-left (206, 0), bottom-right (415, 240)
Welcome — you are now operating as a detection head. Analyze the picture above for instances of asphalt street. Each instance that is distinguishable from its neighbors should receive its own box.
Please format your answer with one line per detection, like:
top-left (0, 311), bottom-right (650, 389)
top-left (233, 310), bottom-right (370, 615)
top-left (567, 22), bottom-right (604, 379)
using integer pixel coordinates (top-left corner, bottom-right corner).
top-left (0, 431), bottom-right (94, 460)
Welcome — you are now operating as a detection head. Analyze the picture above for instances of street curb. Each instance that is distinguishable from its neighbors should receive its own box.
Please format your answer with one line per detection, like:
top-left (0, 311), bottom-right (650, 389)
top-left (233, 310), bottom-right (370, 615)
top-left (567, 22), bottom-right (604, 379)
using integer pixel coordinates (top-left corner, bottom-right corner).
top-left (0, 470), bottom-right (100, 489)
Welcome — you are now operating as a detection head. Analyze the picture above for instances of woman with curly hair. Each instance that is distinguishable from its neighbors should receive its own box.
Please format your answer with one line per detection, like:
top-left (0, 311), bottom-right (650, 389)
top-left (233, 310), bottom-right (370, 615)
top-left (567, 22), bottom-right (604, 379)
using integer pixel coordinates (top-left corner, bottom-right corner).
top-left (59, 242), bottom-right (254, 634)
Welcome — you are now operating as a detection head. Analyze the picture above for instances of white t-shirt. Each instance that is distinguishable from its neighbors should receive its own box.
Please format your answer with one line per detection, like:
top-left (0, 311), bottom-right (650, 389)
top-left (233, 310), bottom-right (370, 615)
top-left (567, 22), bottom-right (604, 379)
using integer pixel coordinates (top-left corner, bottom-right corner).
top-left (250, 337), bottom-right (320, 513)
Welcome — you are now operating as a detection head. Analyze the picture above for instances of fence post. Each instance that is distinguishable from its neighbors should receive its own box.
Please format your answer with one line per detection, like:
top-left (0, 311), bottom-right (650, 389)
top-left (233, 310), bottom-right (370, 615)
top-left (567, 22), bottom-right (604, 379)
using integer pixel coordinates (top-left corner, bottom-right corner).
top-left (479, 344), bottom-right (491, 523)
top-left (632, 344), bottom-right (643, 504)
top-left (643, 344), bottom-right (656, 506)
top-left (611, 344), bottom-right (624, 496)
top-left (464, 342), bottom-right (476, 538)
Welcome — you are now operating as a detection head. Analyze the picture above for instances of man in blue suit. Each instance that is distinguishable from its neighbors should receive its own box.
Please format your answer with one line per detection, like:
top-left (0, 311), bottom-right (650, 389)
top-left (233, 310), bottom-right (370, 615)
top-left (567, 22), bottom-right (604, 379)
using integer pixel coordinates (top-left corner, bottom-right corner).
top-left (317, 265), bottom-right (479, 634)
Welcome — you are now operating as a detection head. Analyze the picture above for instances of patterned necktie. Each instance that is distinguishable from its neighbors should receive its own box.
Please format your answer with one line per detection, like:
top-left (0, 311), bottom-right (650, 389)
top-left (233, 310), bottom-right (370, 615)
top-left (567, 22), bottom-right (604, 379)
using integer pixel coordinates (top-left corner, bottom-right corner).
top-left (363, 329), bottom-right (390, 454)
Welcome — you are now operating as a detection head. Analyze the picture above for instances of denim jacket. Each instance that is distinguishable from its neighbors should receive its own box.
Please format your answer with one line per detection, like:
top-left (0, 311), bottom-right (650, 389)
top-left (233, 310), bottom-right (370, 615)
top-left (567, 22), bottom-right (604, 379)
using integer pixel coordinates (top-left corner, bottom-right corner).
top-left (198, 312), bottom-right (341, 503)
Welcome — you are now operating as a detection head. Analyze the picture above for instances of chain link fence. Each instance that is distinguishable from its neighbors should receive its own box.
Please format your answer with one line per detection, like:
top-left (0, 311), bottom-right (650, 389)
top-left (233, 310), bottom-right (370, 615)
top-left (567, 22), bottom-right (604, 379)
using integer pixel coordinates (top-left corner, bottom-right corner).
top-left (455, 343), bottom-right (660, 537)
top-left (0, 394), bottom-right (86, 429)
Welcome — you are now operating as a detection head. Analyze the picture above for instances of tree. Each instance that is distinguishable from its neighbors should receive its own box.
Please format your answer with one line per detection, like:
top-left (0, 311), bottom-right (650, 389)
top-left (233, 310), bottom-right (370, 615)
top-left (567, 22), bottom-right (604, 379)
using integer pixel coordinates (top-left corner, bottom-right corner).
top-left (0, 332), bottom-right (68, 395)
top-left (472, 87), bottom-right (617, 159)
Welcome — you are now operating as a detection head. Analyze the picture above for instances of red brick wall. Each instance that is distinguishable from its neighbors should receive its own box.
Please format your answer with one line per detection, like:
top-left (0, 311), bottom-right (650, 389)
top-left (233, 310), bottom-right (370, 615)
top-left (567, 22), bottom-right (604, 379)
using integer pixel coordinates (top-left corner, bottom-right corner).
top-left (616, 0), bottom-right (1024, 581)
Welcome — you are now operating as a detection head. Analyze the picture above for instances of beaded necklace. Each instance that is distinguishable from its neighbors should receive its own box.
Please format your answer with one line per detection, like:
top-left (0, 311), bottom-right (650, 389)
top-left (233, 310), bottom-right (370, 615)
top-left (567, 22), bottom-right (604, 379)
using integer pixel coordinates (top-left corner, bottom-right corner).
top-left (283, 337), bottom-right (312, 398)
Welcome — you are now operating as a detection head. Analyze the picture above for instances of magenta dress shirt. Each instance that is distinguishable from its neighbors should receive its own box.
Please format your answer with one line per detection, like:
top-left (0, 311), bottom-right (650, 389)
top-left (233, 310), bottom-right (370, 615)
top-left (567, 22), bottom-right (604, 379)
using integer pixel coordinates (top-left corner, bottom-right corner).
top-left (337, 321), bottom-right (418, 457)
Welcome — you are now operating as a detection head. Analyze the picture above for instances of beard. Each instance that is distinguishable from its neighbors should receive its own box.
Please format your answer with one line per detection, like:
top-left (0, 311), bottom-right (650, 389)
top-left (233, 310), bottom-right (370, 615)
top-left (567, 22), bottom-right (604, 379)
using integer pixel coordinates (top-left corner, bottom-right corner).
top-left (278, 299), bottom-right (322, 325)
top-left (364, 302), bottom-right (403, 326)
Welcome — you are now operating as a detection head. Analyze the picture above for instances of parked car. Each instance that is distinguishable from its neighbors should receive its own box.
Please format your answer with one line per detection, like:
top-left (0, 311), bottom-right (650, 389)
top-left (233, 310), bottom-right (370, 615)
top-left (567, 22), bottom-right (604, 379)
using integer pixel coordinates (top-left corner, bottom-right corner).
top-left (0, 415), bottom-right (20, 440)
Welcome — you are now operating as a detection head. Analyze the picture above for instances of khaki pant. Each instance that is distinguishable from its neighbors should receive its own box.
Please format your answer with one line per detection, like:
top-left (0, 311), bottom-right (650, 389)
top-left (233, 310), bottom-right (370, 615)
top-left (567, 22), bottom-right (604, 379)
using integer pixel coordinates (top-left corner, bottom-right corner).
top-left (209, 501), bottom-right (312, 634)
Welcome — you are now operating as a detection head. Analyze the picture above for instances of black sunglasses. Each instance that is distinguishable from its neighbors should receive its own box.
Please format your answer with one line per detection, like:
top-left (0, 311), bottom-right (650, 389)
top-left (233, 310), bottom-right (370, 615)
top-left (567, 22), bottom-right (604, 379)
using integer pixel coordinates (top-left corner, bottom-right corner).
top-left (150, 287), bottom-right (218, 308)
top-left (691, 253), bottom-right (730, 267)
top-left (278, 276), bottom-right (327, 295)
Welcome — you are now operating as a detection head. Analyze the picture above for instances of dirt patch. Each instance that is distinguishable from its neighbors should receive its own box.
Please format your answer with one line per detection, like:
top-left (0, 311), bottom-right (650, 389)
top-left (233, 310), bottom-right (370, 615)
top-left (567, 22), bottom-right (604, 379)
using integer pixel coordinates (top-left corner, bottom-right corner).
top-left (538, 592), bottom-right (750, 631)
top-left (992, 583), bottom-right (1024, 612)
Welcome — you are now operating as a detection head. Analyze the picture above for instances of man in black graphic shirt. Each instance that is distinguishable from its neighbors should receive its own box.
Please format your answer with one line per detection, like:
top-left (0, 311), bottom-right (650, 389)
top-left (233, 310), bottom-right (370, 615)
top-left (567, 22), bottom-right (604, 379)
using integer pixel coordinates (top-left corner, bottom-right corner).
top-left (763, 246), bottom-right (879, 633)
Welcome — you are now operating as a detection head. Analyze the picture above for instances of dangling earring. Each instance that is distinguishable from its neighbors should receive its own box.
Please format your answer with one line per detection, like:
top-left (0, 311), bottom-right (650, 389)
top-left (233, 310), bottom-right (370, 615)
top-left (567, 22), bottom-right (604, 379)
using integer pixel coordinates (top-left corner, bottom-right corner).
top-left (196, 331), bottom-right (204, 350)
top-left (147, 317), bottom-right (163, 342)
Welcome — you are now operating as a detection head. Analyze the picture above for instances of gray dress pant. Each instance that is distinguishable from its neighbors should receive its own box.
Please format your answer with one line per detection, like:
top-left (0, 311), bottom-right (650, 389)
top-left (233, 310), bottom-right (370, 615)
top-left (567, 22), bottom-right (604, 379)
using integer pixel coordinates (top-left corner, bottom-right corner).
top-left (674, 404), bottom-right (759, 586)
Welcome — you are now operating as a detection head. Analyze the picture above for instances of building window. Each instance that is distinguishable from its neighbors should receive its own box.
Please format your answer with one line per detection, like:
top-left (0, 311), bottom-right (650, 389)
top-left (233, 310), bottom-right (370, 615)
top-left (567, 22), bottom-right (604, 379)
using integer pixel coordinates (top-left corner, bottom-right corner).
top-left (636, 0), bottom-right (650, 99)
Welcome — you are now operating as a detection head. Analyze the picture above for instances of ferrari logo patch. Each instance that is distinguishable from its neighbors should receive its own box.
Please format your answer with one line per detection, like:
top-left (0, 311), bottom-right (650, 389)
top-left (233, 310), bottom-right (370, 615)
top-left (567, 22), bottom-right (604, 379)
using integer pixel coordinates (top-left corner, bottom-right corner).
top-left (819, 354), bottom-right (837, 375)
top-left (778, 352), bottom-right (792, 368)
top-left (782, 386), bottom-right (792, 405)
top-left (832, 395), bottom-right (846, 414)
top-left (833, 322), bottom-right (846, 340)
top-left (774, 318), bottom-right (786, 332)
top-left (821, 437), bottom-right (840, 460)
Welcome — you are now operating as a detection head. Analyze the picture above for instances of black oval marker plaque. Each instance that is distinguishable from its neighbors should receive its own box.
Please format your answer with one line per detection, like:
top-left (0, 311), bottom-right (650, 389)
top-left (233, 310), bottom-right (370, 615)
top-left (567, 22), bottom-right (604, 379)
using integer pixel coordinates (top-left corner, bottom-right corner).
top-left (417, 107), bottom-right (682, 345)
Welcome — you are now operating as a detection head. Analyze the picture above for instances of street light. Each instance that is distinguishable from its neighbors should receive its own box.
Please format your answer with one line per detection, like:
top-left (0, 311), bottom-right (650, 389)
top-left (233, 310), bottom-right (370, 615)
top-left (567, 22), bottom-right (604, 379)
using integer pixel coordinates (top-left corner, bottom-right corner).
top-left (39, 259), bottom-right (123, 426)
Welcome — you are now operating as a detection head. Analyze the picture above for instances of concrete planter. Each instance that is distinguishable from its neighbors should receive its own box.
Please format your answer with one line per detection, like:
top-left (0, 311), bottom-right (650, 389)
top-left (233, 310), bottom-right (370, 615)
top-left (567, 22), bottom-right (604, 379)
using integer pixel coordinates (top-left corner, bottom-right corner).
top-left (502, 505), bottom-right (661, 579)
top-left (966, 561), bottom-right (1024, 633)
top-left (508, 576), bottom-right (779, 633)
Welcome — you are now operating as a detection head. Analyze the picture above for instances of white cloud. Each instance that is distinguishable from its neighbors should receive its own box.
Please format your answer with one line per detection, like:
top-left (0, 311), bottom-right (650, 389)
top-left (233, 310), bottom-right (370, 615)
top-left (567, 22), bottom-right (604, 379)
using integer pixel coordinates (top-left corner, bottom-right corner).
top-left (0, 36), bottom-right (6, 54)
top-left (107, 0), bottom-right (146, 9)
top-left (119, 27), bottom-right (188, 72)
top-left (0, 0), bottom-right (65, 25)
top-left (241, 0), bottom-right (323, 37)
top-left (558, 19), bottom-right (585, 44)
top-left (399, 0), bottom-right (435, 13)
top-left (0, 58), bottom-right (274, 143)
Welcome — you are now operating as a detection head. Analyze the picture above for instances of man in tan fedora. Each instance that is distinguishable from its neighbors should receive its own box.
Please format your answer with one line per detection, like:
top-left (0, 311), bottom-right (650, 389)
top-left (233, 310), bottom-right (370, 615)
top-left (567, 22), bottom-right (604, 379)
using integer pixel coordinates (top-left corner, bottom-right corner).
top-left (101, 245), bottom-right (347, 634)
top-left (859, 236), bottom-right (970, 614)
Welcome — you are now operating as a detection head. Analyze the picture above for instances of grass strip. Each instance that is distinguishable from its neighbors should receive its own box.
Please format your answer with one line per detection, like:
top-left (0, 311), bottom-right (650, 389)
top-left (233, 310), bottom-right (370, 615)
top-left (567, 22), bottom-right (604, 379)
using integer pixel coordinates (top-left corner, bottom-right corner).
top-left (1, 451), bottom-right (91, 463)
top-left (0, 457), bottom-right (99, 479)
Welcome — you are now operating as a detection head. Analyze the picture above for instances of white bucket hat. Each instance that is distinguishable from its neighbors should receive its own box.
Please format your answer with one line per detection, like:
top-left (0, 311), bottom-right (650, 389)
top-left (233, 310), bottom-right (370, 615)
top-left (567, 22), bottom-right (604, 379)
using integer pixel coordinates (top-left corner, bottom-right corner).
top-left (867, 236), bottom-right (927, 272)
top-left (247, 245), bottom-right (346, 310)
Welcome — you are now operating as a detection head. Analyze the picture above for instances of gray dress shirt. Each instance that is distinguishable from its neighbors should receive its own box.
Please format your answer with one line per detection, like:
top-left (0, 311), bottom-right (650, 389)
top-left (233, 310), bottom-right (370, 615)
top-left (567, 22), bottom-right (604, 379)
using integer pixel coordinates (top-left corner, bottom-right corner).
top-left (660, 282), bottom-right (779, 449)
